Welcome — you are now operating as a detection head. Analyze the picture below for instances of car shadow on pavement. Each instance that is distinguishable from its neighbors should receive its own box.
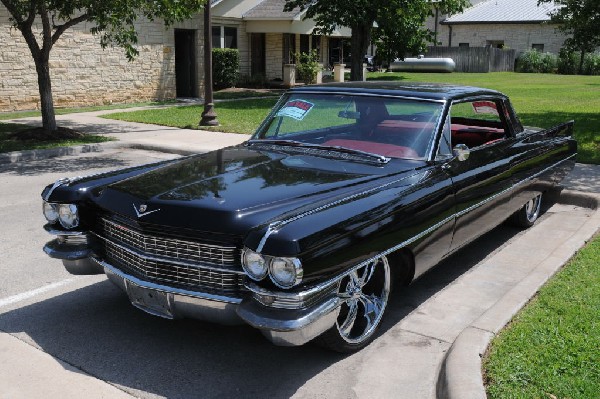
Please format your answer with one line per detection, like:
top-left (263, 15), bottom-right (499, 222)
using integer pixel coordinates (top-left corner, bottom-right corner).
top-left (380, 222), bottom-right (522, 335)
top-left (0, 223), bottom-right (524, 398)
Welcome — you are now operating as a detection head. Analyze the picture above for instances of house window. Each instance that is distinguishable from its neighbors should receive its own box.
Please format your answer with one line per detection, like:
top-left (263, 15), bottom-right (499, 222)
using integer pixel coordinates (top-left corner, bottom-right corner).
top-left (458, 43), bottom-right (469, 48)
top-left (300, 34), bottom-right (310, 54)
top-left (212, 26), bottom-right (238, 49)
top-left (532, 44), bottom-right (544, 52)
top-left (224, 27), bottom-right (237, 48)
top-left (284, 34), bottom-right (296, 63)
top-left (312, 36), bottom-right (321, 60)
top-left (486, 40), bottom-right (505, 49)
top-left (211, 26), bottom-right (221, 48)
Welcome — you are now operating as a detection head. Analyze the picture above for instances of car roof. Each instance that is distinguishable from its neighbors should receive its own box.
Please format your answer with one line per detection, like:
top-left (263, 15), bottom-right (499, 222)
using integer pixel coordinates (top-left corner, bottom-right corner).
top-left (289, 82), bottom-right (505, 101)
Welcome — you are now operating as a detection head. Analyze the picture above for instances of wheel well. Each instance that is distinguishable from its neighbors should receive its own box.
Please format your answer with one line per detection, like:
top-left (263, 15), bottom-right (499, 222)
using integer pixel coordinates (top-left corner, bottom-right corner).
top-left (387, 248), bottom-right (415, 286)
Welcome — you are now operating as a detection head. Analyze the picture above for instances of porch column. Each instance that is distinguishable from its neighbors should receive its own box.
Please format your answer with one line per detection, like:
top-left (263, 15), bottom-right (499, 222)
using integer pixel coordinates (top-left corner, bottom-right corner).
top-left (283, 64), bottom-right (296, 87)
top-left (334, 63), bottom-right (345, 82)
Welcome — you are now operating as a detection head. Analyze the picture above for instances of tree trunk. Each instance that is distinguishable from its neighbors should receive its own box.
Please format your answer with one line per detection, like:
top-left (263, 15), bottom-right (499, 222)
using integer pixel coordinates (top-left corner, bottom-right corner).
top-left (34, 56), bottom-right (57, 131)
top-left (350, 23), bottom-right (372, 81)
top-left (578, 50), bottom-right (586, 75)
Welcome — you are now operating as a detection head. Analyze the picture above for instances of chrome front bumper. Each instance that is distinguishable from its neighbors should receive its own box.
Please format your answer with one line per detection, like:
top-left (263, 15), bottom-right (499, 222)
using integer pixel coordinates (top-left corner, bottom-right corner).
top-left (43, 236), bottom-right (341, 346)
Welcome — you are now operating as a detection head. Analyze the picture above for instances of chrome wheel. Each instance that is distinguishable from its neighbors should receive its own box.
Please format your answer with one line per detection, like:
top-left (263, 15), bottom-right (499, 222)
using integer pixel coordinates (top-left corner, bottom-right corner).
top-left (524, 194), bottom-right (542, 223)
top-left (509, 193), bottom-right (543, 228)
top-left (335, 257), bottom-right (390, 345)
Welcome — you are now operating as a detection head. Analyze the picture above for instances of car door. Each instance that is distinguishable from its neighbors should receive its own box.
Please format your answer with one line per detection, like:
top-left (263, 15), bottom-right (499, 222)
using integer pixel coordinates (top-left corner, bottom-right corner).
top-left (443, 98), bottom-right (516, 252)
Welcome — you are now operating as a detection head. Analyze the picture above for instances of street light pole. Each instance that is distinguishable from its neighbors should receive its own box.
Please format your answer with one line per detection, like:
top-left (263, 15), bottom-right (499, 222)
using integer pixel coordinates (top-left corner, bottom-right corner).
top-left (200, 1), bottom-right (219, 126)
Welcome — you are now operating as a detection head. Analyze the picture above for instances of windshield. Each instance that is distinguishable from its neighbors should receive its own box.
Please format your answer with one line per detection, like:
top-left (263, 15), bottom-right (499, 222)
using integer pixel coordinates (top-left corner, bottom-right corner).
top-left (252, 93), bottom-right (443, 160)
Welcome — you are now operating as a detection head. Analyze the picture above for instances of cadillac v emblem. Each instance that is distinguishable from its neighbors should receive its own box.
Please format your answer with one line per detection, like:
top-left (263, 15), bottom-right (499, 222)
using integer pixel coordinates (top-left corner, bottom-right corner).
top-left (133, 203), bottom-right (160, 218)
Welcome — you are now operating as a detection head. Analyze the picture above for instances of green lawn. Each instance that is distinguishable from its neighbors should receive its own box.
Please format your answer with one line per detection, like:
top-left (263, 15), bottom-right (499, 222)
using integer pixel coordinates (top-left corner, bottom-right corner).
top-left (0, 100), bottom-right (177, 121)
top-left (370, 72), bottom-right (600, 164)
top-left (102, 72), bottom-right (599, 164)
top-left (0, 122), bottom-right (113, 153)
top-left (104, 97), bottom-right (278, 134)
top-left (484, 234), bottom-right (600, 399)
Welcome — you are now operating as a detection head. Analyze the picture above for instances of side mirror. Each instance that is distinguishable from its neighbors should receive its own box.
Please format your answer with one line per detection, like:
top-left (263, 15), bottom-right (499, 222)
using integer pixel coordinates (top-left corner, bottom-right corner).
top-left (453, 144), bottom-right (470, 162)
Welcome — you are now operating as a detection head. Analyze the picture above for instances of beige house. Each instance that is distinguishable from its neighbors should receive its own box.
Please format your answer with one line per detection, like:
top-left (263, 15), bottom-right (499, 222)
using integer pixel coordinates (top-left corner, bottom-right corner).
top-left (0, 0), bottom-right (349, 112)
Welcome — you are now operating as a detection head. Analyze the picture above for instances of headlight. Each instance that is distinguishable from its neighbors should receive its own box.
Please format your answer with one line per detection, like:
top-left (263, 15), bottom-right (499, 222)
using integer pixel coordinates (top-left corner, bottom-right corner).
top-left (58, 204), bottom-right (79, 229)
top-left (269, 257), bottom-right (303, 289)
top-left (242, 248), bottom-right (268, 281)
top-left (43, 202), bottom-right (59, 223)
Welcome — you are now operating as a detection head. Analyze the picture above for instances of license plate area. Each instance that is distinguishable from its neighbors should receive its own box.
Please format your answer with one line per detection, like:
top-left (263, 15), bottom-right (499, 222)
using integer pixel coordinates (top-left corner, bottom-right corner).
top-left (126, 281), bottom-right (173, 319)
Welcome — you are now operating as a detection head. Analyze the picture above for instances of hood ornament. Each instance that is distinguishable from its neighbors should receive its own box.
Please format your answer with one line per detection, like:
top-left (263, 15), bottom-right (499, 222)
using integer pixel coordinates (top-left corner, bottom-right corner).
top-left (133, 203), bottom-right (160, 218)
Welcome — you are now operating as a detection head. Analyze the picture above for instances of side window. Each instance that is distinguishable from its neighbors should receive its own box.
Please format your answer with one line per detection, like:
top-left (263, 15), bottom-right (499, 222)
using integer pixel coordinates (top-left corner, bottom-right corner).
top-left (450, 100), bottom-right (507, 148)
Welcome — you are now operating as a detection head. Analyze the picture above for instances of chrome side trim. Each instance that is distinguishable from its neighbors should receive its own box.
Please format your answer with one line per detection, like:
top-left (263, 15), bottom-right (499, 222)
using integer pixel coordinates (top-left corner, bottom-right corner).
top-left (453, 153), bottom-right (576, 220)
top-left (43, 178), bottom-right (71, 201)
top-left (257, 171), bottom-right (421, 252)
top-left (250, 154), bottom-right (576, 305)
top-left (94, 257), bottom-right (243, 305)
top-left (256, 223), bottom-right (277, 253)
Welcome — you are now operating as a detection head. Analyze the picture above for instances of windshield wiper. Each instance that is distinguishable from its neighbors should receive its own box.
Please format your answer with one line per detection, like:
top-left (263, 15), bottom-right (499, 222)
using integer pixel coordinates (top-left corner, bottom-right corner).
top-left (246, 139), bottom-right (391, 165)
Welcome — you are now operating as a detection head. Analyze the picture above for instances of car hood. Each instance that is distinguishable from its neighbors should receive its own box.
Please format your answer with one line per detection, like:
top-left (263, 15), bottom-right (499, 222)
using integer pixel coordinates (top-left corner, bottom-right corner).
top-left (91, 146), bottom-right (424, 236)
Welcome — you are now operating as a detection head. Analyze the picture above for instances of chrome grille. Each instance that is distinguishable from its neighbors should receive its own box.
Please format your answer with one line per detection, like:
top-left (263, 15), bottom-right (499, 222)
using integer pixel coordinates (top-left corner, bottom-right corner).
top-left (101, 218), bottom-right (238, 268)
top-left (105, 241), bottom-right (244, 294)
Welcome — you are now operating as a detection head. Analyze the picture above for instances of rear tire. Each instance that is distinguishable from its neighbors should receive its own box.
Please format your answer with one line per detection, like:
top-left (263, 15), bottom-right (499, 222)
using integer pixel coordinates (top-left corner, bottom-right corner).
top-left (509, 193), bottom-right (542, 228)
top-left (316, 256), bottom-right (391, 353)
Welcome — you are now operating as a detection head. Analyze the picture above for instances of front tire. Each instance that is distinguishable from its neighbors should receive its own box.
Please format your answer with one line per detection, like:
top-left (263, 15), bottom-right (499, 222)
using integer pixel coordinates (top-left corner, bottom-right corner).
top-left (317, 256), bottom-right (390, 353)
top-left (510, 193), bottom-right (542, 228)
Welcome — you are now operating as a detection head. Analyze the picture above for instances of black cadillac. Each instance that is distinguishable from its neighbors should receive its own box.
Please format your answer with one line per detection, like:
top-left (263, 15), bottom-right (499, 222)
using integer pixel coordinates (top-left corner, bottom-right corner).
top-left (41, 83), bottom-right (576, 352)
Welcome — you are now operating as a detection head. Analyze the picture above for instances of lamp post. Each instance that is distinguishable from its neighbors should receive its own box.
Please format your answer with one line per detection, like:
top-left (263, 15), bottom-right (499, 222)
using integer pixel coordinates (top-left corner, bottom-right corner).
top-left (200, 1), bottom-right (219, 126)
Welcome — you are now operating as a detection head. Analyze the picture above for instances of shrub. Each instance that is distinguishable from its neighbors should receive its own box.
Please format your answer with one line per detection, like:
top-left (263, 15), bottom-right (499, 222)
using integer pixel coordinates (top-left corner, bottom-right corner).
top-left (557, 48), bottom-right (580, 74)
top-left (516, 50), bottom-right (557, 73)
top-left (293, 50), bottom-right (321, 84)
top-left (212, 48), bottom-right (239, 89)
top-left (582, 52), bottom-right (600, 76)
top-left (557, 49), bottom-right (600, 75)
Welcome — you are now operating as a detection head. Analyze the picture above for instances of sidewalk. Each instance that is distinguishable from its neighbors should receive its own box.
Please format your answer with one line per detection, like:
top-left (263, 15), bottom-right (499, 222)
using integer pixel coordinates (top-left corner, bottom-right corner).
top-left (1, 110), bottom-right (599, 398)
top-left (1, 107), bottom-right (248, 164)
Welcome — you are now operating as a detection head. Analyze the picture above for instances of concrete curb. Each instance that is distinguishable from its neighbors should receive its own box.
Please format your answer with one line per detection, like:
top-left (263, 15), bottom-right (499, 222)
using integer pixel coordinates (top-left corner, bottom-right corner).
top-left (437, 190), bottom-right (600, 399)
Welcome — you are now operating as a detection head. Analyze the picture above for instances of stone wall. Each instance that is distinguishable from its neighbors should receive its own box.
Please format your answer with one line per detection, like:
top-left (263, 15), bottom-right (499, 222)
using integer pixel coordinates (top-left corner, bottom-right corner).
top-left (437, 23), bottom-right (567, 54)
top-left (265, 33), bottom-right (283, 80)
top-left (0, 6), bottom-right (205, 112)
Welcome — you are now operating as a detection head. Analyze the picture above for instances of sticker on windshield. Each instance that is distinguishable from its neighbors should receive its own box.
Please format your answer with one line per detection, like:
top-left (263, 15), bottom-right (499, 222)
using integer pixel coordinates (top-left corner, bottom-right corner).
top-left (472, 101), bottom-right (499, 116)
top-left (276, 100), bottom-right (315, 120)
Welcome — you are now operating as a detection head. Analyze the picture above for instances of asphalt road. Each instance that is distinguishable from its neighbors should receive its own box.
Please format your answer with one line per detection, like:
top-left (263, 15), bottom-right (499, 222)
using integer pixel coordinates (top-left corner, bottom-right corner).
top-left (0, 148), bottom-right (550, 398)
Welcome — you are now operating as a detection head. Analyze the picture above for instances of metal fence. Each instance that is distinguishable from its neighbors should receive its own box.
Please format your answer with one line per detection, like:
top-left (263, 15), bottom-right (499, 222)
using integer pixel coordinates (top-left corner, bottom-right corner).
top-left (425, 47), bottom-right (517, 73)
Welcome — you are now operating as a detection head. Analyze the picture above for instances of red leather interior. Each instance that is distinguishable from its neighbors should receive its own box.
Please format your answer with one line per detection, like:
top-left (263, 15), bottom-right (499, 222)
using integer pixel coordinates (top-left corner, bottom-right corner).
top-left (323, 139), bottom-right (419, 159)
top-left (450, 124), bottom-right (505, 147)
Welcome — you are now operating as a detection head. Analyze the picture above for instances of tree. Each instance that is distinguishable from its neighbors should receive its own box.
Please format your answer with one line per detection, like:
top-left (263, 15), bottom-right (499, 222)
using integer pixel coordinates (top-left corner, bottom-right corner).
top-left (284, 0), bottom-right (468, 81)
top-left (539, 0), bottom-right (600, 74)
top-left (1, 0), bottom-right (205, 132)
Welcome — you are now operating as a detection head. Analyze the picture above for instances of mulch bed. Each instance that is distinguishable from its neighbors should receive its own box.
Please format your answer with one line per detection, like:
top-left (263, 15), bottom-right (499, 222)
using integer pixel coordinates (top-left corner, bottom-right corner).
top-left (8, 126), bottom-right (84, 141)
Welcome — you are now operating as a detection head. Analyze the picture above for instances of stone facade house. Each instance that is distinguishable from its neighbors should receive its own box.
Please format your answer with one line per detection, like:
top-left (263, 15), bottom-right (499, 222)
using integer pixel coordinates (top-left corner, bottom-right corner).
top-left (436, 0), bottom-right (566, 54)
top-left (0, 0), bottom-right (349, 112)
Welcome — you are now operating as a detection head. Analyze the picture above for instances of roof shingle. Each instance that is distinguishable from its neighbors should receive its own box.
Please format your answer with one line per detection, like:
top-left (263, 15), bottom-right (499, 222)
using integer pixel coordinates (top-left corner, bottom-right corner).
top-left (443, 0), bottom-right (561, 24)
top-left (243, 0), bottom-right (303, 20)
